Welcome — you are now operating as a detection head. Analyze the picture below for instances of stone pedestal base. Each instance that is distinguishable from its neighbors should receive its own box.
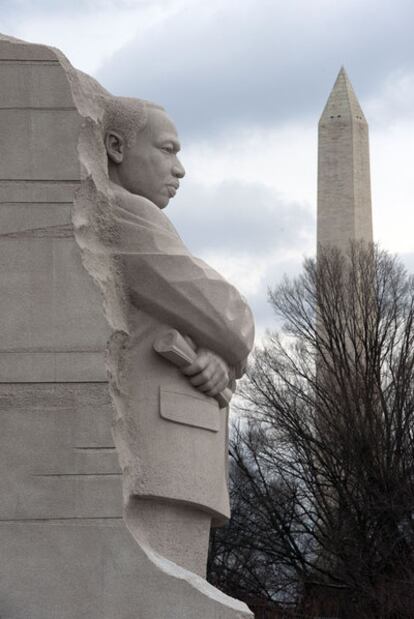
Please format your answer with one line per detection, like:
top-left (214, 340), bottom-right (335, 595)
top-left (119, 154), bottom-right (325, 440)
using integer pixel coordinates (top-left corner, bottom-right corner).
top-left (0, 384), bottom-right (253, 618)
top-left (0, 520), bottom-right (252, 618)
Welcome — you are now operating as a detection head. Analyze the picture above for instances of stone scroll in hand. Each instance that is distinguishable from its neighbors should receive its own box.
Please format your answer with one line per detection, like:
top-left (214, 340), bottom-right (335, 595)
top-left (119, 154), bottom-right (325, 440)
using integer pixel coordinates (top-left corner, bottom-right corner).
top-left (153, 329), bottom-right (233, 409)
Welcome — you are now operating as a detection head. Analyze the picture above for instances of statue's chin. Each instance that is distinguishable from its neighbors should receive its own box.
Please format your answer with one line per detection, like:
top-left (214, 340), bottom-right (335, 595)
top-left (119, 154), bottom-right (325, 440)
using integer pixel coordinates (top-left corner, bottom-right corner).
top-left (156, 197), bottom-right (170, 210)
top-left (139, 189), bottom-right (170, 209)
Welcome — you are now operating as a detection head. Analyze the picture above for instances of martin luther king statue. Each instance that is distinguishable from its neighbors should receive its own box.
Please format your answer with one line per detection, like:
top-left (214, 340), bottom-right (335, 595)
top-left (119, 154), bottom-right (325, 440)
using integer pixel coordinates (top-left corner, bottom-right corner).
top-left (83, 95), bottom-right (256, 577)
top-left (0, 33), bottom-right (255, 618)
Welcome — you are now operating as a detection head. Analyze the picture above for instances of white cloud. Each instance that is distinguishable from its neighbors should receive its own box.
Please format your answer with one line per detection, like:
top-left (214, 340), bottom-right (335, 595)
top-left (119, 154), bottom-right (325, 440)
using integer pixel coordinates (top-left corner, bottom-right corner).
top-left (366, 70), bottom-right (414, 128)
top-left (199, 250), bottom-right (268, 299)
top-left (181, 122), bottom-right (317, 208)
top-left (362, 71), bottom-right (414, 254)
top-left (3, 0), bottom-right (202, 74)
top-left (95, 0), bottom-right (414, 137)
top-left (370, 121), bottom-right (414, 254)
top-left (199, 247), bottom-right (305, 341)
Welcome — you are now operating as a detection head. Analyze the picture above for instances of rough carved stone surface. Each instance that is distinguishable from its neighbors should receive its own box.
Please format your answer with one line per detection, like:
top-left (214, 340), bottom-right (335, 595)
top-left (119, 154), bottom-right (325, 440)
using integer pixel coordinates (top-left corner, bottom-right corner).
top-left (0, 33), bottom-right (254, 618)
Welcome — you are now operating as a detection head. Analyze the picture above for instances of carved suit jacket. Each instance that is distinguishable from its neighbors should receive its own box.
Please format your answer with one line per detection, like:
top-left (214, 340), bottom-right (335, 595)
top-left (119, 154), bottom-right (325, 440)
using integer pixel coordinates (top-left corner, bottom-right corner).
top-left (78, 182), bottom-right (255, 525)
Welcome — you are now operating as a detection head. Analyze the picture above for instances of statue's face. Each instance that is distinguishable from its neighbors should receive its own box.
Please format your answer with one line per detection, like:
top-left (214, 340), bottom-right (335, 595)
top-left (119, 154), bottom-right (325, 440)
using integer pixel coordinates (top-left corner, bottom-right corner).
top-left (119, 107), bottom-right (185, 208)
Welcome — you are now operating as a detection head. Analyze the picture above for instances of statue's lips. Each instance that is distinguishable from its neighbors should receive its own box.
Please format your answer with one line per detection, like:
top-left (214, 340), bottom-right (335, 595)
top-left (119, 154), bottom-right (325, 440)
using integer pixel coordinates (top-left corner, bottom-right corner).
top-left (166, 184), bottom-right (179, 197)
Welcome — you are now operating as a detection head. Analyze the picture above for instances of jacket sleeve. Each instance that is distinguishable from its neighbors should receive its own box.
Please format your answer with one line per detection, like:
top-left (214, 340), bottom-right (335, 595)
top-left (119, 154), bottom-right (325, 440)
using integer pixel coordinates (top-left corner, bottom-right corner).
top-left (123, 251), bottom-right (254, 366)
top-left (114, 198), bottom-right (255, 366)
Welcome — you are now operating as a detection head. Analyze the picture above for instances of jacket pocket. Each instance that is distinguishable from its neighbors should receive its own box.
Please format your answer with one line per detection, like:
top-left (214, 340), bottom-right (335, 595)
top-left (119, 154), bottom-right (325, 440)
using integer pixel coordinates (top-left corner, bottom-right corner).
top-left (159, 387), bottom-right (220, 432)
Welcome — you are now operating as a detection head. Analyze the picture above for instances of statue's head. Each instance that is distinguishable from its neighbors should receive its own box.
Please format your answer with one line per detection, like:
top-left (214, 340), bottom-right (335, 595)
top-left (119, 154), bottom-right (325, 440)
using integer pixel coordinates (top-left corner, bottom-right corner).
top-left (103, 96), bottom-right (185, 209)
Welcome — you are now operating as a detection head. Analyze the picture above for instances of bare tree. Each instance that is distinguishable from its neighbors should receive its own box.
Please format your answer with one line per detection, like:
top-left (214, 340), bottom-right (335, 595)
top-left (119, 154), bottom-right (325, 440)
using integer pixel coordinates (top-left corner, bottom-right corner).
top-left (208, 244), bottom-right (414, 618)
top-left (208, 444), bottom-right (299, 616)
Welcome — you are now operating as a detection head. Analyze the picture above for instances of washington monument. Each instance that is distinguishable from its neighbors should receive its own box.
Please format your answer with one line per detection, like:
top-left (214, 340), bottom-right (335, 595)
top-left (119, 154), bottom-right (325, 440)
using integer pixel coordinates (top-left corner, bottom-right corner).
top-left (317, 67), bottom-right (373, 251)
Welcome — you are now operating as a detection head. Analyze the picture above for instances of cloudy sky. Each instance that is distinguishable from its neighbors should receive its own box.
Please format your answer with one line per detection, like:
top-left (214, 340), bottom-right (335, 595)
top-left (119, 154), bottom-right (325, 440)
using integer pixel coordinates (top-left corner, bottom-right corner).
top-left (3, 0), bottom-right (414, 338)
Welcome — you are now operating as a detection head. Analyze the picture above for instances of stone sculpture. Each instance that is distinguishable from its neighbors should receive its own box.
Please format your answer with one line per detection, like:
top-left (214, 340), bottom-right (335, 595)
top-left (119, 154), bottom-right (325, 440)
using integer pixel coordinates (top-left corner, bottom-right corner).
top-left (93, 94), bottom-right (255, 577)
top-left (0, 32), bottom-right (255, 618)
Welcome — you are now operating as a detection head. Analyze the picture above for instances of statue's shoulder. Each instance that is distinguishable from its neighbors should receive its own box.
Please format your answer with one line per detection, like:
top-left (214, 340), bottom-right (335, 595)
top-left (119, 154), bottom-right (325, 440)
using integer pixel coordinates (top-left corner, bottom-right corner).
top-left (109, 183), bottom-right (155, 213)
top-left (109, 183), bottom-right (175, 231)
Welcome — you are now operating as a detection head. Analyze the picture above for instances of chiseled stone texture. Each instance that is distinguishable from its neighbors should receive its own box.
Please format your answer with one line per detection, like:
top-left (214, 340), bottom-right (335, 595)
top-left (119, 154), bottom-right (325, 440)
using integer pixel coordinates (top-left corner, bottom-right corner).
top-left (0, 34), bottom-right (110, 383)
top-left (0, 383), bottom-right (249, 618)
top-left (317, 67), bottom-right (373, 253)
top-left (0, 384), bottom-right (122, 521)
top-left (0, 33), bottom-right (254, 618)
top-left (0, 522), bottom-right (250, 619)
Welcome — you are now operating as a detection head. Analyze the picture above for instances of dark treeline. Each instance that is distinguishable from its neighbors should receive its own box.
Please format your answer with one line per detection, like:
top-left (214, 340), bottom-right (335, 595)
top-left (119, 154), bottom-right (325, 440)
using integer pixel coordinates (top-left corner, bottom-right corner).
top-left (208, 244), bottom-right (414, 619)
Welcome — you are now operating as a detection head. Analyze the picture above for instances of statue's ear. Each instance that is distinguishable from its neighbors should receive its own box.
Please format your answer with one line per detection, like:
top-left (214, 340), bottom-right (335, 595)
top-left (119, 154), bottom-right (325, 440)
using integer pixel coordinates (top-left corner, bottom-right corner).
top-left (105, 130), bottom-right (125, 164)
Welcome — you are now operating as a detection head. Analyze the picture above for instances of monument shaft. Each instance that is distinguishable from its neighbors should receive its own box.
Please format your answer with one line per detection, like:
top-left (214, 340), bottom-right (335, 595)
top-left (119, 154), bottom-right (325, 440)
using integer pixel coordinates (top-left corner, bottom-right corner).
top-left (317, 67), bottom-right (373, 252)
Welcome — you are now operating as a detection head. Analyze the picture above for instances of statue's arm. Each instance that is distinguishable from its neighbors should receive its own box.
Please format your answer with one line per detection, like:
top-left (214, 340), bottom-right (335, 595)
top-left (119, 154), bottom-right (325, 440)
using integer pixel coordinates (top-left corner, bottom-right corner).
top-left (109, 192), bottom-right (255, 366)
top-left (123, 251), bottom-right (254, 367)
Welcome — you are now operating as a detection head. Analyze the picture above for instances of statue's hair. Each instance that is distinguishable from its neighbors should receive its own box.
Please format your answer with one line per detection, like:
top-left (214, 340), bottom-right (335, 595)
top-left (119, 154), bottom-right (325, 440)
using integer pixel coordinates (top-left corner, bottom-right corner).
top-left (102, 96), bottom-right (165, 147)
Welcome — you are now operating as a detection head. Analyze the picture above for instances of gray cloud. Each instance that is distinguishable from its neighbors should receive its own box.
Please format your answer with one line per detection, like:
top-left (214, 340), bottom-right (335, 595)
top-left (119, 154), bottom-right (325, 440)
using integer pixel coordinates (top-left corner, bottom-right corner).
top-left (249, 255), bottom-right (306, 336)
top-left (96, 0), bottom-right (414, 138)
top-left (401, 253), bottom-right (414, 274)
top-left (166, 178), bottom-right (314, 335)
top-left (167, 179), bottom-right (314, 256)
top-left (0, 0), bottom-right (160, 36)
top-left (1, 0), bottom-right (151, 13)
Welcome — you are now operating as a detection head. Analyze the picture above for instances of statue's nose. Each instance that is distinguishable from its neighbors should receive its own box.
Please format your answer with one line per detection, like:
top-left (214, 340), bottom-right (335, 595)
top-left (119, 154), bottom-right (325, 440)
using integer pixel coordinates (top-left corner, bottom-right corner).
top-left (173, 158), bottom-right (185, 178)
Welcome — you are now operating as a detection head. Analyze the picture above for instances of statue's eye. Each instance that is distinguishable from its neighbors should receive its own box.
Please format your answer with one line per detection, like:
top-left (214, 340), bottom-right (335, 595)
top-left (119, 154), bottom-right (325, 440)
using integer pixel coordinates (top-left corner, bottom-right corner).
top-left (162, 145), bottom-right (174, 154)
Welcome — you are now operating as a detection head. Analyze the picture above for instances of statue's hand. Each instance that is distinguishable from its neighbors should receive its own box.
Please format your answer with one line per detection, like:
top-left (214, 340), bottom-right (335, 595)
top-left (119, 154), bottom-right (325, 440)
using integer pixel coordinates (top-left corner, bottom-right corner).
top-left (181, 348), bottom-right (230, 397)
